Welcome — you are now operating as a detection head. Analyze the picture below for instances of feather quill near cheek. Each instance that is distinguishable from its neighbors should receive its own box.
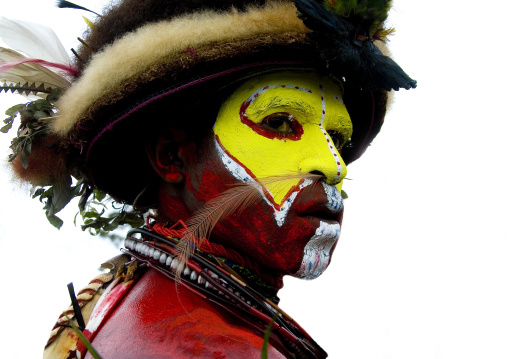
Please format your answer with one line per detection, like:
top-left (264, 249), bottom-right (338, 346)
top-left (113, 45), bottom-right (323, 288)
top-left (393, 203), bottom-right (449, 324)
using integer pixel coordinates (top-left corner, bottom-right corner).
top-left (173, 172), bottom-right (324, 278)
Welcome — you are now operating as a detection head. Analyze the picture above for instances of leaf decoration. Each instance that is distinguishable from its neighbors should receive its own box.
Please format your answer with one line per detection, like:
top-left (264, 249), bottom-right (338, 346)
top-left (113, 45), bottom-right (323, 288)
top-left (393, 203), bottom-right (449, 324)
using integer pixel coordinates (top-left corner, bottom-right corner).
top-left (78, 188), bottom-right (145, 235)
top-left (3, 86), bottom-right (145, 235)
top-left (3, 89), bottom-right (60, 164)
top-left (63, 315), bottom-right (103, 359)
top-left (341, 189), bottom-right (348, 199)
top-left (261, 314), bottom-right (278, 359)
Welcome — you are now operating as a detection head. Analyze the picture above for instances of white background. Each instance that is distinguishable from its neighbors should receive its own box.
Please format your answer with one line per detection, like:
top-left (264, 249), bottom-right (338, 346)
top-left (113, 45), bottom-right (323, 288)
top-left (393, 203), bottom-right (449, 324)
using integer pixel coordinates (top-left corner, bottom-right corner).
top-left (1, 0), bottom-right (508, 358)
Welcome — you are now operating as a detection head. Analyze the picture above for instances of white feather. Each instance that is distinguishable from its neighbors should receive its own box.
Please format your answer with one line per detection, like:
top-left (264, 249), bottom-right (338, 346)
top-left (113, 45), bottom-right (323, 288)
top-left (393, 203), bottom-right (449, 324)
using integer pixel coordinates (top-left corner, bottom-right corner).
top-left (1, 47), bottom-right (71, 91)
top-left (0, 16), bottom-right (71, 65)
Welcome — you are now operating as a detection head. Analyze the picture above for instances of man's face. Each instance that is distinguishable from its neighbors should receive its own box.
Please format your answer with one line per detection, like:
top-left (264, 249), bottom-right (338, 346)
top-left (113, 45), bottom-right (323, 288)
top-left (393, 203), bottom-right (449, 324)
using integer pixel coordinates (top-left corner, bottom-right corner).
top-left (177, 72), bottom-right (352, 279)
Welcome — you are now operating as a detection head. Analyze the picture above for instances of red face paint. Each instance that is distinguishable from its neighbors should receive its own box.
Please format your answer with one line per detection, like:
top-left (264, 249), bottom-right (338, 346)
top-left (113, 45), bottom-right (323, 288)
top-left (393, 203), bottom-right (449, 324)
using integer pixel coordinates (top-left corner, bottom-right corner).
top-left (158, 134), bottom-right (343, 287)
top-left (159, 72), bottom-right (350, 284)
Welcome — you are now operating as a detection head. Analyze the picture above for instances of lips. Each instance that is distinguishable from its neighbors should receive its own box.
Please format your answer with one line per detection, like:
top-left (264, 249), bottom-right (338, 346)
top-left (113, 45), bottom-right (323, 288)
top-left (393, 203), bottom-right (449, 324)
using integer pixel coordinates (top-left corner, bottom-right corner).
top-left (294, 183), bottom-right (344, 224)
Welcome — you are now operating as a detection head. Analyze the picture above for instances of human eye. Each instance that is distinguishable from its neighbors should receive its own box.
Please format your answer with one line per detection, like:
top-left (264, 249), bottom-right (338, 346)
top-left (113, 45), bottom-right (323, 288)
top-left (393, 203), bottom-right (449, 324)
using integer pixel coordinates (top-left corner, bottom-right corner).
top-left (327, 130), bottom-right (346, 150)
top-left (261, 113), bottom-right (295, 135)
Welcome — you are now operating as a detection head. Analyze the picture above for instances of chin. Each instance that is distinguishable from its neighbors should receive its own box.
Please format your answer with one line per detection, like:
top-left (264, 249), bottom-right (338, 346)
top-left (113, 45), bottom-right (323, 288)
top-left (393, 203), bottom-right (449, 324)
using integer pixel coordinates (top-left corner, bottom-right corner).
top-left (292, 220), bottom-right (341, 280)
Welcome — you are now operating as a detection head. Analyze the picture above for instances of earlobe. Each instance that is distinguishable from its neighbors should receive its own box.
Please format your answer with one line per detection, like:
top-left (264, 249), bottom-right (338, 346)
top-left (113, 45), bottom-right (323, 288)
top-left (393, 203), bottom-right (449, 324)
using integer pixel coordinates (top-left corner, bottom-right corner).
top-left (145, 134), bottom-right (185, 184)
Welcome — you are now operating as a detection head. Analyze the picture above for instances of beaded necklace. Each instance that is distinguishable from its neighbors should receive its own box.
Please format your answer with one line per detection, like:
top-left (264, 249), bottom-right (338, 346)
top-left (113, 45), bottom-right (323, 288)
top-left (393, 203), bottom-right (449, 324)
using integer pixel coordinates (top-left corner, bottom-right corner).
top-left (123, 224), bottom-right (327, 359)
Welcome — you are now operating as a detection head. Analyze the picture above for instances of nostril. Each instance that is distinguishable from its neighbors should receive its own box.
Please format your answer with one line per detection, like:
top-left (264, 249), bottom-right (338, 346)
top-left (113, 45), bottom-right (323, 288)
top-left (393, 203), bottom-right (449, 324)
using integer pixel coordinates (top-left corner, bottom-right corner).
top-left (309, 170), bottom-right (325, 180)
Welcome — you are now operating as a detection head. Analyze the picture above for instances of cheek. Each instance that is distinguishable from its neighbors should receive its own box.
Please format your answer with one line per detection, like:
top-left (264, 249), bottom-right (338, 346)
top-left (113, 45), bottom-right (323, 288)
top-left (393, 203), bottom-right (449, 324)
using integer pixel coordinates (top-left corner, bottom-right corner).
top-left (179, 139), bottom-right (234, 205)
top-left (211, 201), bottom-right (315, 273)
top-left (177, 135), bottom-right (321, 273)
top-left (184, 168), bottom-right (228, 204)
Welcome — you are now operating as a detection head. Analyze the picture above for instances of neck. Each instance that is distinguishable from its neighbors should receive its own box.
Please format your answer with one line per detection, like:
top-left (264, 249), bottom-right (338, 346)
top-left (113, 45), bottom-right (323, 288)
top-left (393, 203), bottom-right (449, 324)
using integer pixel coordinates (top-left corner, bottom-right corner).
top-left (151, 220), bottom-right (284, 298)
top-left (157, 187), bottom-right (192, 223)
top-left (157, 188), bottom-right (285, 290)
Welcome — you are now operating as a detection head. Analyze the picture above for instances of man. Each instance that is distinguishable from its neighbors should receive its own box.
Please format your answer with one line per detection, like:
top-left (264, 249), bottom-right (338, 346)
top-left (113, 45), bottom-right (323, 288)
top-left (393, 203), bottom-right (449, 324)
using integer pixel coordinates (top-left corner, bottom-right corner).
top-left (1, 0), bottom-right (415, 357)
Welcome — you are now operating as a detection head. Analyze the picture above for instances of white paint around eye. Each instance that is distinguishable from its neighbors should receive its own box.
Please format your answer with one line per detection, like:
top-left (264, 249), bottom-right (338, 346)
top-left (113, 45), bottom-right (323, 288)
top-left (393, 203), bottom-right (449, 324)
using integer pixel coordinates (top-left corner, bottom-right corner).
top-left (294, 221), bottom-right (341, 279)
top-left (214, 138), bottom-right (312, 226)
top-left (318, 83), bottom-right (343, 183)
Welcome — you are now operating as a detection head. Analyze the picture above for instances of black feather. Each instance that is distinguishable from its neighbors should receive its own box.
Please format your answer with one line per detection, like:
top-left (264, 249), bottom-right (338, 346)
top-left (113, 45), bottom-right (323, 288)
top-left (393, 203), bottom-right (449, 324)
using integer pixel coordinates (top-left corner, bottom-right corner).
top-left (56, 1), bottom-right (100, 16)
top-left (294, 0), bottom-right (416, 91)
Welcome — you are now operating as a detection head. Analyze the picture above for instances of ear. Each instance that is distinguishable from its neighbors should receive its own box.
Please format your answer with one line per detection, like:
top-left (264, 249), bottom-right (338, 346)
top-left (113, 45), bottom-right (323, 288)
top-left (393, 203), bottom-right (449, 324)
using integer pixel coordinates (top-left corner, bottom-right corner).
top-left (145, 130), bottom-right (185, 184)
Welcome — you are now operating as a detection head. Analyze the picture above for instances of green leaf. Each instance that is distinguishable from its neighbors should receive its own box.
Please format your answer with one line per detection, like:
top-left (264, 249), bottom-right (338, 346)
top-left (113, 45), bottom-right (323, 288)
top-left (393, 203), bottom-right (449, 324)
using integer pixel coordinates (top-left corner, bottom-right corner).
top-left (82, 210), bottom-right (101, 219)
top-left (261, 315), bottom-right (277, 359)
top-left (46, 88), bottom-right (62, 102)
top-left (64, 315), bottom-right (103, 359)
top-left (81, 216), bottom-right (112, 232)
top-left (49, 184), bottom-right (72, 216)
top-left (341, 190), bottom-right (348, 199)
top-left (5, 104), bottom-right (24, 117)
top-left (39, 187), bottom-right (53, 201)
top-left (94, 189), bottom-right (106, 202)
top-left (70, 181), bottom-right (84, 198)
top-left (0, 122), bottom-right (13, 133)
top-left (21, 108), bottom-right (34, 118)
top-left (102, 221), bottom-right (119, 232)
top-left (123, 214), bottom-right (144, 228)
top-left (20, 150), bottom-right (29, 169)
top-left (24, 140), bottom-right (32, 156)
top-left (34, 110), bottom-right (49, 120)
top-left (46, 213), bottom-right (64, 229)
top-left (34, 99), bottom-right (52, 111)
top-left (31, 188), bottom-right (45, 199)
top-left (78, 185), bottom-right (93, 212)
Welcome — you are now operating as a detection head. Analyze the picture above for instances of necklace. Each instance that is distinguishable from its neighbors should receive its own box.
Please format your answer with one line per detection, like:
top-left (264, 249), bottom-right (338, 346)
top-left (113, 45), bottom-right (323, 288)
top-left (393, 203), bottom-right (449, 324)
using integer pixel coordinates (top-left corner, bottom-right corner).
top-left (123, 226), bottom-right (327, 359)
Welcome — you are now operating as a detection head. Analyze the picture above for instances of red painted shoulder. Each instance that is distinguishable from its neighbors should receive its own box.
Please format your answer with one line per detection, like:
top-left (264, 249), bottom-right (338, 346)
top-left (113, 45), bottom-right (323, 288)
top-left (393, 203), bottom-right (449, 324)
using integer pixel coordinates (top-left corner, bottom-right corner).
top-left (84, 268), bottom-right (287, 358)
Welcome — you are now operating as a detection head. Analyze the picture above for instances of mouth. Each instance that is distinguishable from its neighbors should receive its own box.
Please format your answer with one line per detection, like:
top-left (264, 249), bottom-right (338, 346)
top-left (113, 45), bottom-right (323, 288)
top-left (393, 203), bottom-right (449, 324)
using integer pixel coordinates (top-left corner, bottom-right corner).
top-left (302, 208), bottom-right (342, 223)
top-left (294, 184), bottom-right (344, 224)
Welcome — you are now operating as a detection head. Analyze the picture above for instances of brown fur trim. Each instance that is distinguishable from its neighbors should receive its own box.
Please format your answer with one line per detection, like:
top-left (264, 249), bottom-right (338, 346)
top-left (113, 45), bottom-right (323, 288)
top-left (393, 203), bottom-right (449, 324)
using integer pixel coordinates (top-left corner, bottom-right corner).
top-left (10, 135), bottom-right (70, 187)
top-left (65, 32), bottom-right (314, 146)
top-left (54, 1), bottom-right (308, 136)
top-left (76, 0), bottom-right (270, 67)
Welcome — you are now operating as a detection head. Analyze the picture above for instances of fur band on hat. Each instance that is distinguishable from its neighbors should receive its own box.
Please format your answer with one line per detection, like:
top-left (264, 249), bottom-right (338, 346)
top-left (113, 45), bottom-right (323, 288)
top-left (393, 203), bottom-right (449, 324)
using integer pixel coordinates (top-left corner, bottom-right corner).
top-left (54, 1), bottom-right (309, 135)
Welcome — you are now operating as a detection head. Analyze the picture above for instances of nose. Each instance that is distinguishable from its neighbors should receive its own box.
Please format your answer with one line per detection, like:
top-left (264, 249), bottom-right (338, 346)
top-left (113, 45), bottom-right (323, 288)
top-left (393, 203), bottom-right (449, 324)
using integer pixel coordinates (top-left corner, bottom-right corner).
top-left (299, 159), bottom-right (347, 185)
top-left (298, 130), bottom-right (347, 185)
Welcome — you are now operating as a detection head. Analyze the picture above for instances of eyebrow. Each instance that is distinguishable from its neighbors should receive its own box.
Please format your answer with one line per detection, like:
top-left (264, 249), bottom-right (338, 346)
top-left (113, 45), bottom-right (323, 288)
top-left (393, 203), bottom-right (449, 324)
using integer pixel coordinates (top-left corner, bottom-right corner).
top-left (248, 94), bottom-right (316, 118)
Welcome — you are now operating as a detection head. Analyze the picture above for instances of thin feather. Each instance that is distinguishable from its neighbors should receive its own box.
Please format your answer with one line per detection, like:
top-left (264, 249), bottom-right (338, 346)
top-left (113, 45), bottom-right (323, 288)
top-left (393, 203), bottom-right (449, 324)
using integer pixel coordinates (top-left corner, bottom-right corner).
top-left (0, 17), bottom-right (76, 97)
top-left (173, 173), bottom-right (323, 277)
top-left (57, 1), bottom-right (101, 17)
top-left (0, 48), bottom-right (71, 96)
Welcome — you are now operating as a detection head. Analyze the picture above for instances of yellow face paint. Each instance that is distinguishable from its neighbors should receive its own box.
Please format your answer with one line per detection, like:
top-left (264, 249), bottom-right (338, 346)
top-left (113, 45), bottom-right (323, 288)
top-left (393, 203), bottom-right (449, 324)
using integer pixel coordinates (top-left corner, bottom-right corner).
top-left (213, 72), bottom-right (352, 224)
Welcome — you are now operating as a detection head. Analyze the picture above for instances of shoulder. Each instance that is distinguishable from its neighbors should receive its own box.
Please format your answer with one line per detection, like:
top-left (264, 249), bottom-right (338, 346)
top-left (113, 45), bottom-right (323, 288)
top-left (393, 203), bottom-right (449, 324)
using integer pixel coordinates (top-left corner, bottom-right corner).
top-left (85, 268), bottom-right (286, 359)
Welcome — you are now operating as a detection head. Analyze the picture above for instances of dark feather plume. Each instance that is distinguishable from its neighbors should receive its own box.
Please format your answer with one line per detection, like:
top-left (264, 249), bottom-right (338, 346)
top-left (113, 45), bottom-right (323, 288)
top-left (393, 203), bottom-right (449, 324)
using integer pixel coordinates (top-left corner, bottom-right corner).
top-left (56, 1), bottom-right (100, 16)
top-left (294, 0), bottom-right (416, 91)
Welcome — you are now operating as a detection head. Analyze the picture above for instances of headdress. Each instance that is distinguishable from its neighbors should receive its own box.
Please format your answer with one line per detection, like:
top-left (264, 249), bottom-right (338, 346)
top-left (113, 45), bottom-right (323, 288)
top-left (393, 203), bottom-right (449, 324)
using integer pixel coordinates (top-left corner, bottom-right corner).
top-left (1, 0), bottom-right (415, 229)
